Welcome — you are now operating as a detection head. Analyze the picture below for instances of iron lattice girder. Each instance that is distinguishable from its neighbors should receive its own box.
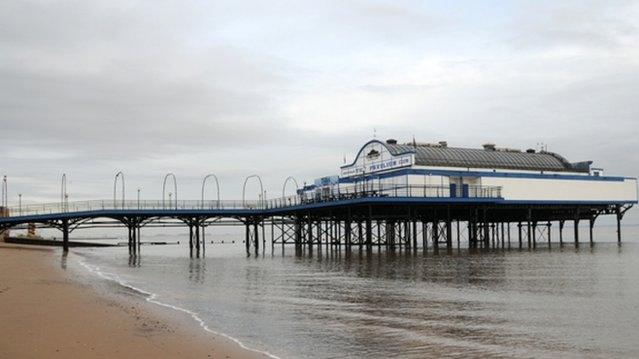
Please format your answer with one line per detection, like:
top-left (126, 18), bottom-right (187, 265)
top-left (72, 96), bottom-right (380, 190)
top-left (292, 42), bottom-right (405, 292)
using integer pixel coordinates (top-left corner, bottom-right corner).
top-left (0, 202), bottom-right (629, 234)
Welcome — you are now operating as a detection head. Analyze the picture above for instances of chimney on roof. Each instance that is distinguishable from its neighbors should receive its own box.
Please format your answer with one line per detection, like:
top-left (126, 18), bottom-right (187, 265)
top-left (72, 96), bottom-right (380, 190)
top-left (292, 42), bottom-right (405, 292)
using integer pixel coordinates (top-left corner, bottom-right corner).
top-left (482, 143), bottom-right (496, 151)
top-left (438, 141), bottom-right (448, 148)
top-left (386, 139), bottom-right (397, 145)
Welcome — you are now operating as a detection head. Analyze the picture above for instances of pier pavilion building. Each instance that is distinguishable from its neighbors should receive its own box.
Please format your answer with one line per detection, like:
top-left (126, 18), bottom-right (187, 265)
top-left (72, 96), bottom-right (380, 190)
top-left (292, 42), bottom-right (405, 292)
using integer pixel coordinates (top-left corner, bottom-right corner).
top-left (301, 139), bottom-right (637, 206)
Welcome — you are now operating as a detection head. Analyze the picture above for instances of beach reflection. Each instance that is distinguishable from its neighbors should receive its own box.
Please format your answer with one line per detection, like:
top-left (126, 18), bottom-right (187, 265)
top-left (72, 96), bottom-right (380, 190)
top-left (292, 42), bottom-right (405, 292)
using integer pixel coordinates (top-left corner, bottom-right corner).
top-left (60, 250), bottom-right (67, 269)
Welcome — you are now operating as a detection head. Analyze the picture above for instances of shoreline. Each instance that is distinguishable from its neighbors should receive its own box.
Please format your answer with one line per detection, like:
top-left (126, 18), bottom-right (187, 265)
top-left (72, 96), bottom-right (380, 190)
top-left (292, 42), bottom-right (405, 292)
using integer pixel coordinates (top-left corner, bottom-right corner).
top-left (0, 243), bottom-right (267, 358)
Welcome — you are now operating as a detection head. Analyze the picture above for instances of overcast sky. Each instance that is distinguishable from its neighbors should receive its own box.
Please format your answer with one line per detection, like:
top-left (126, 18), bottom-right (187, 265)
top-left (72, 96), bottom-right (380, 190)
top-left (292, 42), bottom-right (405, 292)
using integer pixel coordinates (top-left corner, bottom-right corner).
top-left (1, 0), bottom-right (638, 221)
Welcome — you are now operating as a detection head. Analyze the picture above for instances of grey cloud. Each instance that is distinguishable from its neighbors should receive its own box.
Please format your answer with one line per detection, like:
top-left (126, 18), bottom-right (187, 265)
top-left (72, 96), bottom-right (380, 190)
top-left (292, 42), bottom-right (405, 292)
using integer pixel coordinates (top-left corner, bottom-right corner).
top-left (507, 1), bottom-right (639, 50)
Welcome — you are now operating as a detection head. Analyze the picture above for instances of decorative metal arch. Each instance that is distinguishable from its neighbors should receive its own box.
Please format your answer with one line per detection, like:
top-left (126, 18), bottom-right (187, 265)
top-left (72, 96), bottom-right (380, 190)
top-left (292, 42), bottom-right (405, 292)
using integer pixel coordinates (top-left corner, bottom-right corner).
top-left (242, 174), bottom-right (264, 209)
top-left (162, 173), bottom-right (178, 209)
top-left (113, 171), bottom-right (125, 209)
top-left (201, 174), bottom-right (220, 209)
top-left (282, 176), bottom-right (299, 198)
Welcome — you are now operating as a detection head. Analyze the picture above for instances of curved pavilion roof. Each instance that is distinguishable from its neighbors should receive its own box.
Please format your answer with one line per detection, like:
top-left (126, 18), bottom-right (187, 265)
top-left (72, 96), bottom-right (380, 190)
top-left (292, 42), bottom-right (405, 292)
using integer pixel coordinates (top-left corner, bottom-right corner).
top-left (383, 142), bottom-right (592, 173)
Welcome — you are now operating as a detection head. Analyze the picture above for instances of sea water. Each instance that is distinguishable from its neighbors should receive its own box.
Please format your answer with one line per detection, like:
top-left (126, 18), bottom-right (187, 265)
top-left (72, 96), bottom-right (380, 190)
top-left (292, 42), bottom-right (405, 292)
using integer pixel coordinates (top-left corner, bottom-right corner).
top-left (72, 225), bottom-right (639, 358)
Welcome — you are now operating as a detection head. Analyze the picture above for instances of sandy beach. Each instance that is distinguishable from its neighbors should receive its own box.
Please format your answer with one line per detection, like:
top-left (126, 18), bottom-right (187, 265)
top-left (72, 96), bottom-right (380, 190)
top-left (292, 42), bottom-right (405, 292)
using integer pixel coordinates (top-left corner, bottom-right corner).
top-left (0, 243), bottom-right (264, 359)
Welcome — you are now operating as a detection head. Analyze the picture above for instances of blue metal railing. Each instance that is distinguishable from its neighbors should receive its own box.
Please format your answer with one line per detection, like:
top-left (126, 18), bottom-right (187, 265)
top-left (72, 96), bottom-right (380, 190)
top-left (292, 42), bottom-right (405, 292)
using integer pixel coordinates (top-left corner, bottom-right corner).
top-left (1, 184), bottom-right (502, 218)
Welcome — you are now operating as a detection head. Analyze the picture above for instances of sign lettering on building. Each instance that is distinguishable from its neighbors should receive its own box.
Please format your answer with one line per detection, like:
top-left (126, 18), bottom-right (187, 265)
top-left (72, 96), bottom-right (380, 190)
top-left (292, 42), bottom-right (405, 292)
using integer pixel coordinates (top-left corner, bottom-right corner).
top-left (341, 153), bottom-right (414, 177)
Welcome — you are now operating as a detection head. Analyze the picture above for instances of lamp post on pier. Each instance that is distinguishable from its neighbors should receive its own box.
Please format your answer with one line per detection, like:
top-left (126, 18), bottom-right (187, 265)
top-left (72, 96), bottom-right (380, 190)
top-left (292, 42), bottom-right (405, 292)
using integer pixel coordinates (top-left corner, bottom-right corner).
top-left (113, 171), bottom-right (125, 209)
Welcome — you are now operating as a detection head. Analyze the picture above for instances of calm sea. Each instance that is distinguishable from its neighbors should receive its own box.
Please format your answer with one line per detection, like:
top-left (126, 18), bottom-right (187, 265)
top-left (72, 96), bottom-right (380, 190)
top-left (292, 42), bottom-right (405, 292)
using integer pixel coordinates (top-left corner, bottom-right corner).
top-left (72, 225), bottom-right (639, 358)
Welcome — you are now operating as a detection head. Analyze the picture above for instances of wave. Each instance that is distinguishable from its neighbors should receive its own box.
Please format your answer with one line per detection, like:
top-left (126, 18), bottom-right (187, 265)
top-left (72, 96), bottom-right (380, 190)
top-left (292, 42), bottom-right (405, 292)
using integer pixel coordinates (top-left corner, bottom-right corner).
top-left (75, 255), bottom-right (281, 359)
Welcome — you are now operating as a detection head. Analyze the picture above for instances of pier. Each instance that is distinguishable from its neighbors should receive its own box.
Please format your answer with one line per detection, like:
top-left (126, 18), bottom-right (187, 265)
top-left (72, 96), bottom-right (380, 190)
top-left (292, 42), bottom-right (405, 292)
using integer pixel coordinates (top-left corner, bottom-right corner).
top-left (1, 139), bottom-right (636, 256)
top-left (0, 182), bottom-right (633, 256)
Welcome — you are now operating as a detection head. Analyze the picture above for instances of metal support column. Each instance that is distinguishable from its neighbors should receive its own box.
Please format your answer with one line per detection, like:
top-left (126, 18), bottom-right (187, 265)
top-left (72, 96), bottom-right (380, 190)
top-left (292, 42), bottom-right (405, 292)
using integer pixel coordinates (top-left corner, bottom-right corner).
top-left (189, 224), bottom-right (194, 255)
top-left (589, 215), bottom-right (595, 246)
top-left (518, 222), bottom-right (522, 248)
top-left (432, 221), bottom-right (439, 251)
top-left (254, 221), bottom-right (259, 255)
top-left (413, 220), bottom-right (418, 250)
top-left (62, 219), bottom-right (69, 252)
top-left (245, 222), bottom-right (250, 253)
top-left (616, 205), bottom-right (622, 244)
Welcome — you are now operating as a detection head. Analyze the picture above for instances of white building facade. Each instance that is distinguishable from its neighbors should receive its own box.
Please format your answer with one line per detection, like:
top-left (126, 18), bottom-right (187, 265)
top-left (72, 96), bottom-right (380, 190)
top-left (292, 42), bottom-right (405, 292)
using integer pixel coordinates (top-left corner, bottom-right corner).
top-left (301, 139), bottom-right (638, 205)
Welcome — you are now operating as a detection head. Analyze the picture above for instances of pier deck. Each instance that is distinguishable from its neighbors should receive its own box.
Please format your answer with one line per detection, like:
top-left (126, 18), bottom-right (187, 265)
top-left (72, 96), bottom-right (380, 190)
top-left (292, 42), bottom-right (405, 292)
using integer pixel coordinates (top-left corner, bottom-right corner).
top-left (0, 183), bottom-right (633, 256)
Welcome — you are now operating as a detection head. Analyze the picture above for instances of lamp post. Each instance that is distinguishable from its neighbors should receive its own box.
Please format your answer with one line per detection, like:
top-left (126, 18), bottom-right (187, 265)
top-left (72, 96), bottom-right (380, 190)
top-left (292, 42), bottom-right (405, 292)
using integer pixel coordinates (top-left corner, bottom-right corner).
top-left (18, 194), bottom-right (22, 215)
top-left (113, 171), bottom-right (125, 209)
top-left (137, 188), bottom-right (141, 210)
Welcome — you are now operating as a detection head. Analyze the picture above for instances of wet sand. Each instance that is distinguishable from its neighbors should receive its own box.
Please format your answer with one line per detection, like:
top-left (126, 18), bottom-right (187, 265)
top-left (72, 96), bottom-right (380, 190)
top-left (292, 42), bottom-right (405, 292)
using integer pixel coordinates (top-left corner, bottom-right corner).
top-left (0, 243), bottom-right (264, 358)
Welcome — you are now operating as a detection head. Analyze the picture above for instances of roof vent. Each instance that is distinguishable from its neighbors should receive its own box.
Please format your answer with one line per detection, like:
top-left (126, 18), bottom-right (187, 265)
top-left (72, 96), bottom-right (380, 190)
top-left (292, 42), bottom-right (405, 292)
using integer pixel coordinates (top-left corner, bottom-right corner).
top-left (526, 148), bottom-right (536, 154)
top-left (482, 143), bottom-right (496, 151)
top-left (438, 141), bottom-right (448, 148)
top-left (386, 139), bottom-right (397, 145)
